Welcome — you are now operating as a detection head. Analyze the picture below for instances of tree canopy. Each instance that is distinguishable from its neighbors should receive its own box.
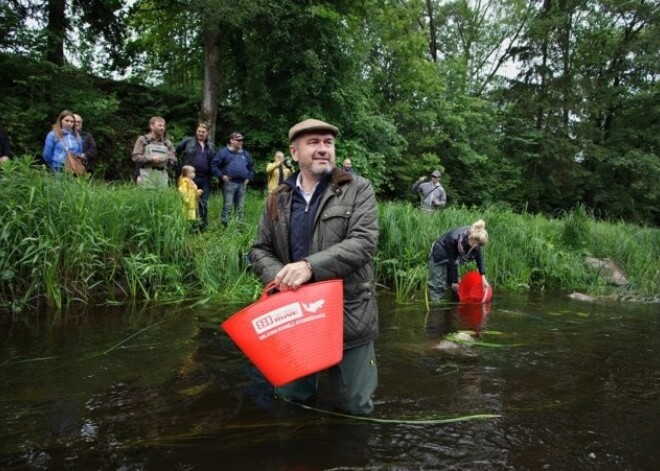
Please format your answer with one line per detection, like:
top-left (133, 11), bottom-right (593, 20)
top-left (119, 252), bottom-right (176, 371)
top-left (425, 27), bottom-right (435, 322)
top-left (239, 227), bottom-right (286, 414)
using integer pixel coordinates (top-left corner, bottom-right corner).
top-left (1, 0), bottom-right (658, 225)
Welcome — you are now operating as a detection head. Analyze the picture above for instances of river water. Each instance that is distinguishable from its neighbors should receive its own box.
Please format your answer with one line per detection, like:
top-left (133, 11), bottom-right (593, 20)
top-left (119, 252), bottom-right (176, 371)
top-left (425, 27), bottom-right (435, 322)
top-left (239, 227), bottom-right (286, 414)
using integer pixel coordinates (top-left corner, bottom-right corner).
top-left (1, 292), bottom-right (659, 470)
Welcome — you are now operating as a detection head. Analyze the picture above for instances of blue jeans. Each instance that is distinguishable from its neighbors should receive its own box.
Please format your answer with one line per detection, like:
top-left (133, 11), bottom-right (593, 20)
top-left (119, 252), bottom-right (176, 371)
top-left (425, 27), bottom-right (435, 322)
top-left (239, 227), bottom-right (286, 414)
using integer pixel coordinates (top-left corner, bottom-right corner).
top-left (194, 175), bottom-right (211, 229)
top-left (222, 180), bottom-right (246, 224)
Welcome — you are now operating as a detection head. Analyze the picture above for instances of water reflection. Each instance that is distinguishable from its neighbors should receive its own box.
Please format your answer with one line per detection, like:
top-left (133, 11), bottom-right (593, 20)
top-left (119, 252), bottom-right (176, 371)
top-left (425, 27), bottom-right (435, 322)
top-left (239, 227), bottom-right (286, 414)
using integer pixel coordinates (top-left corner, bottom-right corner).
top-left (424, 301), bottom-right (492, 339)
top-left (1, 294), bottom-right (659, 469)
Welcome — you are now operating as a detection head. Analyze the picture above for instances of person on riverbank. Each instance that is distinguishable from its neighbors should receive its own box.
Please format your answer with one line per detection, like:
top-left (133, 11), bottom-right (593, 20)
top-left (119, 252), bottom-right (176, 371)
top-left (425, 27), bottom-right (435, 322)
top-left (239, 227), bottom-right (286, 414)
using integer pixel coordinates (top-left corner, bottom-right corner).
top-left (266, 150), bottom-right (293, 194)
top-left (74, 114), bottom-right (97, 174)
top-left (42, 110), bottom-right (83, 172)
top-left (212, 131), bottom-right (254, 226)
top-left (175, 123), bottom-right (216, 230)
top-left (0, 120), bottom-right (12, 164)
top-left (412, 170), bottom-right (446, 211)
top-left (132, 116), bottom-right (176, 188)
top-left (342, 158), bottom-right (355, 175)
top-left (250, 118), bottom-right (380, 416)
top-left (428, 219), bottom-right (490, 302)
top-left (178, 165), bottom-right (203, 226)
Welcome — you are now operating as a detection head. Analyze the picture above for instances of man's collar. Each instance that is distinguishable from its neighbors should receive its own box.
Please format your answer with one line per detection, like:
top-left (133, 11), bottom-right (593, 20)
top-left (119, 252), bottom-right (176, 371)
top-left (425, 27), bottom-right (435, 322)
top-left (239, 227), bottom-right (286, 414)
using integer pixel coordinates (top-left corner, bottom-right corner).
top-left (295, 172), bottom-right (320, 196)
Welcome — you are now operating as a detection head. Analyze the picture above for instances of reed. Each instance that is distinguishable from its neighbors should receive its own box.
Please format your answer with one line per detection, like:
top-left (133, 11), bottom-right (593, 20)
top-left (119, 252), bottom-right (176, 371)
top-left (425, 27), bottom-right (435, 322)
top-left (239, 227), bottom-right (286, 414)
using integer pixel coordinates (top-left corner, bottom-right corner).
top-left (375, 201), bottom-right (659, 301)
top-left (1, 160), bottom-right (658, 311)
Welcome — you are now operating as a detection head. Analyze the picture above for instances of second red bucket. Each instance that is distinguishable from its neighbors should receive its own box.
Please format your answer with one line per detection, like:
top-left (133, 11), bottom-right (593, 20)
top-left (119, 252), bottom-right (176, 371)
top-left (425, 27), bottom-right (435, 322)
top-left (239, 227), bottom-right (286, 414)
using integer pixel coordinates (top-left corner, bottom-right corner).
top-left (458, 270), bottom-right (493, 303)
top-left (221, 279), bottom-right (344, 387)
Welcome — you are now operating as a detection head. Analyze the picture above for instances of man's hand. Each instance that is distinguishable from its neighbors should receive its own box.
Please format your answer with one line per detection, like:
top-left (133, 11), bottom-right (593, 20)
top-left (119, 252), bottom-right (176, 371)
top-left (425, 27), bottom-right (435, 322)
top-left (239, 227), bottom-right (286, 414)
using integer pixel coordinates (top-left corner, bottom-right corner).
top-left (418, 176), bottom-right (427, 182)
top-left (273, 261), bottom-right (313, 290)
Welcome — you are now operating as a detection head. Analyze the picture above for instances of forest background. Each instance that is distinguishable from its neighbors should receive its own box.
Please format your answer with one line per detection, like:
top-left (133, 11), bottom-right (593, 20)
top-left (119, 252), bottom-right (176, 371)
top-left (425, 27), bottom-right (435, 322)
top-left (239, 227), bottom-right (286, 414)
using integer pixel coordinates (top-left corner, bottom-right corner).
top-left (1, 0), bottom-right (658, 225)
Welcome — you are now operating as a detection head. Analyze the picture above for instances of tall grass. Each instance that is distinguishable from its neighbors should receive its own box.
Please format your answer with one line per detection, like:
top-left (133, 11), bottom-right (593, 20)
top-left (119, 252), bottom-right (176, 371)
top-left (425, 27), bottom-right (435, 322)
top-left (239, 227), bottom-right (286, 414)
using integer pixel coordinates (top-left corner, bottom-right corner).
top-left (376, 201), bottom-right (659, 302)
top-left (0, 159), bottom-right (261, 311)
top-left (1, 160), bottom-right (658, 312)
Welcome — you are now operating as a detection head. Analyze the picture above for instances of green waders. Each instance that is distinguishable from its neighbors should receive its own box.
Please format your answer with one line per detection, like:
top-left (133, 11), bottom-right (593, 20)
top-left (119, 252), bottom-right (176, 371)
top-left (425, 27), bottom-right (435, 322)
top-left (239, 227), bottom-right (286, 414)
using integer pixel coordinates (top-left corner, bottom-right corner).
top-left (275, 341), bottom-right (377, 416)
top-left (428, 257), bottom-right (449, 302)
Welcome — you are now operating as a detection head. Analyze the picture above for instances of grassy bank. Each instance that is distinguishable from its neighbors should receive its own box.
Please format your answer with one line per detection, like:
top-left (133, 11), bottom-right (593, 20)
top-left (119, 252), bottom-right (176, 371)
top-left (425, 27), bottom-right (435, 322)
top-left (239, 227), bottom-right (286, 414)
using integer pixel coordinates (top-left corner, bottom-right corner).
top-left (377, 203), bottom-right (659, 302)
top-left (1, 160), bottom-right (658, 312)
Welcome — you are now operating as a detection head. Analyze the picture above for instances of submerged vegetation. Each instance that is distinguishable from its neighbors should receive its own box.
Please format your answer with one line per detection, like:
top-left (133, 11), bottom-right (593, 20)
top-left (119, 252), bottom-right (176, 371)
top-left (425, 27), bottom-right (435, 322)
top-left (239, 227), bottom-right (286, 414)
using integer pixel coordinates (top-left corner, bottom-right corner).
top-left (1, 160), bottom-right (658, 312)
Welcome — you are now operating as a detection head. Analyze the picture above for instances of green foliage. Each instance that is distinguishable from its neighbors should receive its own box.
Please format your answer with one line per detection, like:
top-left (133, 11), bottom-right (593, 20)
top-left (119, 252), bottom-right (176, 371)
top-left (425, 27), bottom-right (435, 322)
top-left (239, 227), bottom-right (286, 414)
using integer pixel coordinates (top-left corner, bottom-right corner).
top-left (0, 162), bottom-right (658, 311)
top-left (375, 201), bottom-right (659, 301)
top-left (2, 0), bottom-right (659, 226)
top-left (502, 0), bottom-right (659, 224)
top-left (0, 53), bottom-right (198, 179)
top-left (0, 160), bottom-right (259, 311)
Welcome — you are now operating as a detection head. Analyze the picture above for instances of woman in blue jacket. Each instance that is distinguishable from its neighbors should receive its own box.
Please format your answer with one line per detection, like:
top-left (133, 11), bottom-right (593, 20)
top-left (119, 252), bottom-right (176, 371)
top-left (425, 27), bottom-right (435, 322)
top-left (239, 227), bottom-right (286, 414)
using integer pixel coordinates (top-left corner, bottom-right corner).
top-left (428, 219), bottom-right (490, 302)
top-left (42, 110), bottom-right (82, 172)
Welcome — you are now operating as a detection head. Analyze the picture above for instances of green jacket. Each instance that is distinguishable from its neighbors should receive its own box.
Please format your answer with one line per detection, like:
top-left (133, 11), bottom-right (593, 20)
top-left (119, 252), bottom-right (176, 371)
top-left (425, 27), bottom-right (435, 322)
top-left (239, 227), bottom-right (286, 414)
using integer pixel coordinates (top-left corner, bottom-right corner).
top-left (250, 168), bottom-right (379, 349)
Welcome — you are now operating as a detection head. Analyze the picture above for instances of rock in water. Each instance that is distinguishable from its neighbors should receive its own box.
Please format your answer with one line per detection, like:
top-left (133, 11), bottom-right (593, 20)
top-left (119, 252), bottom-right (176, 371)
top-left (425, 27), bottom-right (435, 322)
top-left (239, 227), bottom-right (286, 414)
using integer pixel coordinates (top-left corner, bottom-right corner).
top-left (569, 292), bottom-right (595, 302)
top-left (584, 257), bottom-right (629, 286)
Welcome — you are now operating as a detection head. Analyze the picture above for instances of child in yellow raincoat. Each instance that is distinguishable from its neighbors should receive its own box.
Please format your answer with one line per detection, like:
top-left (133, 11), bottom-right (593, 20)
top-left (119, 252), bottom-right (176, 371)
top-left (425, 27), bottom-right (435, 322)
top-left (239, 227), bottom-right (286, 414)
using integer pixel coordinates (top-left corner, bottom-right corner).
top-left (178, 165), bottom-right (203, 223)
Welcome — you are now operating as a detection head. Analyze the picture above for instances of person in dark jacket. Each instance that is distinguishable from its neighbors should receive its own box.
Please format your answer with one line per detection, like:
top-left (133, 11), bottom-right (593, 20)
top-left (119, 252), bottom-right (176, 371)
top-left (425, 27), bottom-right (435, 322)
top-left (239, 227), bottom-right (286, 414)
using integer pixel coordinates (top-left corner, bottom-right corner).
top-left (342, 158), bottom-right (356, 175)
top-left (0, 120), bottom-right (12, 163)
top-left (211, 131), bottom-right (254, 226)
top-left (250, 118), bottom-right (379, 415)
top-left (428, 219), bottom-right (490, 302)
top-left (74, 114), bottom-right (97, 173)
top-left (175, 123), bottom-right (217, 230)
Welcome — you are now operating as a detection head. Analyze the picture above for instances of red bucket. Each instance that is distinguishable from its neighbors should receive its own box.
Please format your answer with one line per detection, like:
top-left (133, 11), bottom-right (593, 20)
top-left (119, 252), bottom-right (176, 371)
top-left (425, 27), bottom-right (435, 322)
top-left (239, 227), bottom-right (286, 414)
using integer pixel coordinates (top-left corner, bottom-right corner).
top-left (457, 302), bottom-right (492, 331)
top-left (458, 270), bottom-right (493, 303)
top-left (221, 279), bottom-right (344, 387)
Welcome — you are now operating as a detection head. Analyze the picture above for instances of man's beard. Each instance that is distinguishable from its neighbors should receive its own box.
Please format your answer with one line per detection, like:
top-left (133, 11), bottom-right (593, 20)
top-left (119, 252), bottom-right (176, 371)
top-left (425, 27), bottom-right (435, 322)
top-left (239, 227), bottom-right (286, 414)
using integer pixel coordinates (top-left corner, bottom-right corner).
top-left (309, 165), bottom-right (333, 180)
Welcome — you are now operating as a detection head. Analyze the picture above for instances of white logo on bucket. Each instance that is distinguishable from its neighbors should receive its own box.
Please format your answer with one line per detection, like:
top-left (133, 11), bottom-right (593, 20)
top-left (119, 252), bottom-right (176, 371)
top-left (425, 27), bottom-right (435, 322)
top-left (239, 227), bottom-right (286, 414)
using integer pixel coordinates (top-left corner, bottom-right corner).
top-left (252, 302), bottom-right (304, 335)
top-left (302, 299), bottom-right (325, 313)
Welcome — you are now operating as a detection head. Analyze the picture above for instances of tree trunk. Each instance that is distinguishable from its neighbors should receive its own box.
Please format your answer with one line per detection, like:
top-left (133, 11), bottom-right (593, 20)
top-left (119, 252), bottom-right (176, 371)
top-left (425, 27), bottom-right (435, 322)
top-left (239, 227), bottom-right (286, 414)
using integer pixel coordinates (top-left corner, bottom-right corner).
top-left (425, 0), bottom-right (437, 62)
top-left (200, 24), bottom-right (220, 141)
top-left (535, 0), bottom-right (552, 131)
top-left (46, 0), bottom-right (66, 66)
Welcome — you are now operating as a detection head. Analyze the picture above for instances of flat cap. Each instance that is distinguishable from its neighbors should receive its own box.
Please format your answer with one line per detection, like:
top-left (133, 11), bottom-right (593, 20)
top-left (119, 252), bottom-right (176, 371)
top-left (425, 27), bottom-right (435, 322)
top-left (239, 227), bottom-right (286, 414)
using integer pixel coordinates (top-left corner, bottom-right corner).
top-left (288, 118), bottom-right (339, 142)
top-left (431, 170), bottom-right (441, 178)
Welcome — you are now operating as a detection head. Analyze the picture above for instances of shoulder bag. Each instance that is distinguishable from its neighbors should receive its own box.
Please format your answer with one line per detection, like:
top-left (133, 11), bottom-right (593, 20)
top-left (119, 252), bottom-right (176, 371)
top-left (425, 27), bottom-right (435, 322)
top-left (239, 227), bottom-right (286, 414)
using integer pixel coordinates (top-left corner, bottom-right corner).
top-left (64, 138), bottom-right (87, 176)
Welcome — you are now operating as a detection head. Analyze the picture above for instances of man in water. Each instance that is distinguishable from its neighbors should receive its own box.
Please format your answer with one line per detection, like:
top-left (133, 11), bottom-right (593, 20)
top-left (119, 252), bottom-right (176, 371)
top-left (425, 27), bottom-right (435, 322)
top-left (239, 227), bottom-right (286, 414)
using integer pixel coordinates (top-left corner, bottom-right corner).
top-left (250, 118), bottom-right (380, 415)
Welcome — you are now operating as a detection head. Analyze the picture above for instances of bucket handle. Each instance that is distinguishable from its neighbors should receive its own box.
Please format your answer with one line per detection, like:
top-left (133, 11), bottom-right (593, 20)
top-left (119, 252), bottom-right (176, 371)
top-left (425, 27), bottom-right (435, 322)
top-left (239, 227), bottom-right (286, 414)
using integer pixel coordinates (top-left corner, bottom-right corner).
top-left (260, 282), bottom-right (279, 301)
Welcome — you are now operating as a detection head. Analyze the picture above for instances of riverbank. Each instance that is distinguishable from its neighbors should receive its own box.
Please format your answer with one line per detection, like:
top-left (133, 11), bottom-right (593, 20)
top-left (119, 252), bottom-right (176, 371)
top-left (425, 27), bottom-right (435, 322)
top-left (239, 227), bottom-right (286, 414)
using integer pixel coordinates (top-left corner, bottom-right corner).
top-left (1, 161), bottom-right (658, 312)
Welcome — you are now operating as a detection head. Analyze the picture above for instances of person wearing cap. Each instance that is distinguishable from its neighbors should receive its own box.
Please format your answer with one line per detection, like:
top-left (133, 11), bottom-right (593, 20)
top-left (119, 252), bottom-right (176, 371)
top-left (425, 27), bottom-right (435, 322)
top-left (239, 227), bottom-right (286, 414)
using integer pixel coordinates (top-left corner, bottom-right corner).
top-left (411, 170), bottom-right (447, 211)
top-left (211, 131), bottom-right (255, 226)
top-left (428, 219), bottom-right (490, 302)
top-left (250, 118), bottom-right (380, 415)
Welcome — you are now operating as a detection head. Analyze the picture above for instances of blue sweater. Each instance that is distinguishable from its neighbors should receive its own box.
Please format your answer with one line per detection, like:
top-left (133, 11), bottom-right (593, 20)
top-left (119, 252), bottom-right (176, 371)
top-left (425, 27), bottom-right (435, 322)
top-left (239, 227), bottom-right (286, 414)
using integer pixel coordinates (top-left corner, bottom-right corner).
top-left (43, 130), bottom-right (82, 171)
top-left (289, 171), bottom-right (332, 264)
top-left (211, 146), bottom-right (254, 183)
